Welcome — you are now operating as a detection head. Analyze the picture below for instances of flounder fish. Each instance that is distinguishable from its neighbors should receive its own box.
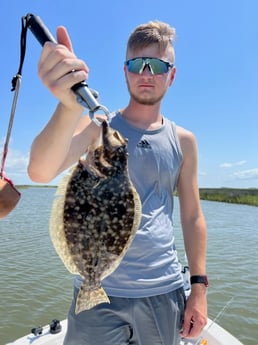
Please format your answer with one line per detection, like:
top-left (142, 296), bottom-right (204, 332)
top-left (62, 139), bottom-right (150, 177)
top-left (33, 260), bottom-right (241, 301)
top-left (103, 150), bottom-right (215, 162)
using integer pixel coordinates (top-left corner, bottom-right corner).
top-left (50, 120), bottom-right (141, 314)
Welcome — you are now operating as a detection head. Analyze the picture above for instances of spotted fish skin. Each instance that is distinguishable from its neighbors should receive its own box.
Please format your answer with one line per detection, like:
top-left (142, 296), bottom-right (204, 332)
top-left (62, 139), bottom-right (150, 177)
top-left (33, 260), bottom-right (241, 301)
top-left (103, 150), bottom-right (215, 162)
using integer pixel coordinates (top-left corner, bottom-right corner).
top-left (50, 121), bottom-right (141, 314)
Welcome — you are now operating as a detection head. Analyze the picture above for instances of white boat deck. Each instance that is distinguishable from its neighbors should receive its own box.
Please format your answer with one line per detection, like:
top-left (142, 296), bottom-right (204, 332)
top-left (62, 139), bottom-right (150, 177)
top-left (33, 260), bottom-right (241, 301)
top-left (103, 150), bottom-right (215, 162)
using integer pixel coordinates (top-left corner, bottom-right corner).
top-left (7, 318), bottom-right (244, 345)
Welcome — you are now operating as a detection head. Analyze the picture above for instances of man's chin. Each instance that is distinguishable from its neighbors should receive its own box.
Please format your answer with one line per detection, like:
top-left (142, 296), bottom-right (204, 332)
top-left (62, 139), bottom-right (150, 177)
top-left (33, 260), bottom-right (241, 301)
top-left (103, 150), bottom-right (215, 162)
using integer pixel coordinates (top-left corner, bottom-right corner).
top-left (131, 95), bottom-right (159, 106)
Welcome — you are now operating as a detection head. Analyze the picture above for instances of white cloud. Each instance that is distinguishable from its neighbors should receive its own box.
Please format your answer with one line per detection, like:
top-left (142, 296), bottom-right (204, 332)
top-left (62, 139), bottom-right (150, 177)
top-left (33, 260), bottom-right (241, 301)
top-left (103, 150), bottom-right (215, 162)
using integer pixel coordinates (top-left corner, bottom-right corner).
top-left (220, 160), bottom-right (247, 168)
top-left (235, 160), bottom-right (247, 166)
top-left (220, 162), bottom-right (233, 168)
top-left (0, 146), bottom-right (29, 176)
top-left (233, 168), bottom-right (258, 180)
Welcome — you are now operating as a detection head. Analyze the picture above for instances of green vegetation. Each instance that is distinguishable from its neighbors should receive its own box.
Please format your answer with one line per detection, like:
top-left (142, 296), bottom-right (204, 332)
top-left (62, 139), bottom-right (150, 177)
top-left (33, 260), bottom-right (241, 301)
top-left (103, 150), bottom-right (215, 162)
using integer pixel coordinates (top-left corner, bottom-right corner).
top-left (199, 188), bottom-right (258, 207)
top-left (16, 185), bottom-right (57, 189)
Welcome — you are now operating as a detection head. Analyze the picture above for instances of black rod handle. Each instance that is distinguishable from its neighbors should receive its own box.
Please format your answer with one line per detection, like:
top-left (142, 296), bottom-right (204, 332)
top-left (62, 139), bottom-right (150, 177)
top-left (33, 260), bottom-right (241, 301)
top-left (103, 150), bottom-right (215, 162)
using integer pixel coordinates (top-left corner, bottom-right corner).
top-left (26, 13), bottom-right (101, 111)
top-left (26, 14), bottom-right (57, 45)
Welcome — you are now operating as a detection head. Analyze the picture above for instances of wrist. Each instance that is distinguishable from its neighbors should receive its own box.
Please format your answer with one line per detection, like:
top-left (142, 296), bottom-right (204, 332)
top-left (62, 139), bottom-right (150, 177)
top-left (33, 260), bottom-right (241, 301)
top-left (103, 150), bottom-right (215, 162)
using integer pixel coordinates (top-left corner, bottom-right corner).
top-left (190, 275), bottom-right (209, 288)
top-left (58, 100), bottom-right (84, 116)
top-left (190, 283), bottom-right (207, 297)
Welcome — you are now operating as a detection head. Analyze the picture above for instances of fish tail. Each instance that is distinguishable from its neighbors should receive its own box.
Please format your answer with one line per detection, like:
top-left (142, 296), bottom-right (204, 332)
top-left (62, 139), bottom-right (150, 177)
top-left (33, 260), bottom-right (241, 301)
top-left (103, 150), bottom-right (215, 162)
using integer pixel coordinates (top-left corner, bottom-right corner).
top-left (75, 285), bottom-right (110, 314)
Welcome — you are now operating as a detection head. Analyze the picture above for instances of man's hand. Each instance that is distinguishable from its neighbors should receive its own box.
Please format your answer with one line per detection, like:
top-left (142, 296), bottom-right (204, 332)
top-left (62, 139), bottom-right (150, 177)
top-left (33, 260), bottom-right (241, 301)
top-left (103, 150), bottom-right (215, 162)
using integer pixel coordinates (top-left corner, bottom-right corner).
top-left (181, 285), bottom-right (207, 338)
top-left (38, 26), bottom-right (89, 111)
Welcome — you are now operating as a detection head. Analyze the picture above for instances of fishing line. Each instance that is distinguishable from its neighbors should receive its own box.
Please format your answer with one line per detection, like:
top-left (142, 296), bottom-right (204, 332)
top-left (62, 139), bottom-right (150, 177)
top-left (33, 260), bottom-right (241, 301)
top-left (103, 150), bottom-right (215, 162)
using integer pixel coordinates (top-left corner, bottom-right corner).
top-left (193, 296), bottom-right (235, 345)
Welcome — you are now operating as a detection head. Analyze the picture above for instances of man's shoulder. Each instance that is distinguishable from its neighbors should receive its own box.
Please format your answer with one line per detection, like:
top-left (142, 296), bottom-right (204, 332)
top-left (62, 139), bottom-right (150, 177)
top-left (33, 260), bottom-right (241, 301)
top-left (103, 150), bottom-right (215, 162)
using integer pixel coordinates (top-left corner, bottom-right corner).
top-left (175, 125), bottom-right (197, 155)
top-left (176, 125), bottom-right (195, 140)
top-left (164, 118), bottom-right (193, 138)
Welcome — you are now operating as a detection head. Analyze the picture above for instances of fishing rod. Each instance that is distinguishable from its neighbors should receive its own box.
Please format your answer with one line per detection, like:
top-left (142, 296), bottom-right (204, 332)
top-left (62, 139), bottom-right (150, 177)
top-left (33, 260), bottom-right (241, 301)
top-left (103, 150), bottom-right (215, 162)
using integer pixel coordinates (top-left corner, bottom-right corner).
top-left (23, 13), bottom-right (110, 124)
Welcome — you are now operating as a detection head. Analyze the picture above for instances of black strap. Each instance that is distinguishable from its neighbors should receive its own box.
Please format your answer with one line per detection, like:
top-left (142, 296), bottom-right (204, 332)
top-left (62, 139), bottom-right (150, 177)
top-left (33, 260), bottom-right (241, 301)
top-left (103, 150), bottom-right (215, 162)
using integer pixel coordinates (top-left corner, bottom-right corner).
top-left (11, 16), bottom-right (28, 91)
top-left (1, 16), bottom-right (29, 177)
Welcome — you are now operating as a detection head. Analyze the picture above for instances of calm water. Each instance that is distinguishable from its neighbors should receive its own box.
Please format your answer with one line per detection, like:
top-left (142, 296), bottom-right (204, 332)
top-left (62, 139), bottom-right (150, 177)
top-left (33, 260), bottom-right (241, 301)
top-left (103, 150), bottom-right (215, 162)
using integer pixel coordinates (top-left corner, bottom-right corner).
top-left (0, 188), bottom-right (257, 345)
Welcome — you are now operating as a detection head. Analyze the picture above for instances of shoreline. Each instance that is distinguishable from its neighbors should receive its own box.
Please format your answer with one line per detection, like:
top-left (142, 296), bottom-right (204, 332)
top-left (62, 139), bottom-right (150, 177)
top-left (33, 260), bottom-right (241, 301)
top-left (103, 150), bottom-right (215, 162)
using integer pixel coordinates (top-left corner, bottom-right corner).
top-left (16, 185), bottom-right (258, 207)
top-left (199, 188), bottom-right (258, 207)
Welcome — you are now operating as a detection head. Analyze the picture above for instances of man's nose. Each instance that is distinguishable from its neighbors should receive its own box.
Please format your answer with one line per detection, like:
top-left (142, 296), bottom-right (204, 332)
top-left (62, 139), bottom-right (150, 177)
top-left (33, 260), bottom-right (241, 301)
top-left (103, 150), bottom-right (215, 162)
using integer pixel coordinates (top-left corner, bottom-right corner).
top-left (141, 63), bottom-right (153, 75)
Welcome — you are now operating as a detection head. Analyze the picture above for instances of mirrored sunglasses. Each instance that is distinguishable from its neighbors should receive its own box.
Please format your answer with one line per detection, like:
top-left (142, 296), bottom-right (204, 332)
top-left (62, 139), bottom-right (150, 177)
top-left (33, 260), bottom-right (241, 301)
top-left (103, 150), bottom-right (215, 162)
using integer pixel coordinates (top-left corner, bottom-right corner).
top-left (125, 57), bottom-right (174, 75)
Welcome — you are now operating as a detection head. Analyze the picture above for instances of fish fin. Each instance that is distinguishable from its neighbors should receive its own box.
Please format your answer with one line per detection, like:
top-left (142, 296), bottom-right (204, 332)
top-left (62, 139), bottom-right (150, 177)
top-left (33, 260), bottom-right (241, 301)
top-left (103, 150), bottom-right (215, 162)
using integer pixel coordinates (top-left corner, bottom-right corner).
top-left (131, 186), bottom-right (142, 235)
top-left (75, 285), bottom-right (110, 314)
top-left (55, 165), bottom-right (76, 196)
top-left (49, 166), bottom-right (79, 274)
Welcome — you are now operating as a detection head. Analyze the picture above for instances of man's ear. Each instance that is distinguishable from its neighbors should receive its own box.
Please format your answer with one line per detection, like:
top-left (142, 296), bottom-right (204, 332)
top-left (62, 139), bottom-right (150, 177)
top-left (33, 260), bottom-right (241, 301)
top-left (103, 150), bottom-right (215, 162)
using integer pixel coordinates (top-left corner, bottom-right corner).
top-left (169, 66), bottom-right (176, 86)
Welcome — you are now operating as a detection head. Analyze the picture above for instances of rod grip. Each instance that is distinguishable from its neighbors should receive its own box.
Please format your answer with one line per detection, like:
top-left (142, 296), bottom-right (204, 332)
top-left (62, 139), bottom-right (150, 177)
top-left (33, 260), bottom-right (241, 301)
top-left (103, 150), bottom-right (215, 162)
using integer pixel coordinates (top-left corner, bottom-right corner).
top-left (25, 13), bottom-right (101, 112)
top-left (26, 14), bottom-right (57, 45)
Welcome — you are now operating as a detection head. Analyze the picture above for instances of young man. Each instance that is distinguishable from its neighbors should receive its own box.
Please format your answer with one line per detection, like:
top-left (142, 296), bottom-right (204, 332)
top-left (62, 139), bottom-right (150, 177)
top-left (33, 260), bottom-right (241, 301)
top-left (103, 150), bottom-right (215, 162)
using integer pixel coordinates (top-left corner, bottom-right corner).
top-left (28, 21), bottom-right (208, 345)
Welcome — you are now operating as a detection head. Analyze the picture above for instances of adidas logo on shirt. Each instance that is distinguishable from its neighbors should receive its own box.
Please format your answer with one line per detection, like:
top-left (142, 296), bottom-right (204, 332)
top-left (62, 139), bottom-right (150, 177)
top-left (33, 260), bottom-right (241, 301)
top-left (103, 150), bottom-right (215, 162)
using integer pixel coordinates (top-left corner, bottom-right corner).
top-left (137, 139), bottom-right (152, 149)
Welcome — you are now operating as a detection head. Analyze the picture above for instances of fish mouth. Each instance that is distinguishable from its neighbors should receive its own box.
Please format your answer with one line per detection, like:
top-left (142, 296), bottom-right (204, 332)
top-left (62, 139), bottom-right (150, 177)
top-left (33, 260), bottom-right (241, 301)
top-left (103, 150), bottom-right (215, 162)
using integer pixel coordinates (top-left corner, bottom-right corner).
top-left (80, 121), bottom-right (128, 177)
top-left (102, 121), bottom-right (127, 147)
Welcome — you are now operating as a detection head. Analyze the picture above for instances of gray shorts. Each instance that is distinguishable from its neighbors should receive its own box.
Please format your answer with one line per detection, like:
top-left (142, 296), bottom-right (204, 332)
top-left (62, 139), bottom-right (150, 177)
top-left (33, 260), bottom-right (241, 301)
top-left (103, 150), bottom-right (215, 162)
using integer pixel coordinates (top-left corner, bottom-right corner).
top-left (63, 286), bottom-right (185, 345)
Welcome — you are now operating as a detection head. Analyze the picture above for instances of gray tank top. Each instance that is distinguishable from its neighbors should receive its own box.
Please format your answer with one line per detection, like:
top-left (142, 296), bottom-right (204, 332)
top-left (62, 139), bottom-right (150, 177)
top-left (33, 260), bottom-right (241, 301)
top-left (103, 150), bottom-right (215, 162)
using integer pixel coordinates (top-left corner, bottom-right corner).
top-left (100, 111), bottom-right (184, 297)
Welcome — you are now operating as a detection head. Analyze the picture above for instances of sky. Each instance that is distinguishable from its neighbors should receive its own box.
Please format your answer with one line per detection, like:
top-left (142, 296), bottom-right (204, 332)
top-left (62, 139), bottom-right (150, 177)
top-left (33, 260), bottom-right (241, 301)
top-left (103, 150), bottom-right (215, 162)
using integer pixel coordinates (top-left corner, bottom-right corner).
top-left (0, 0), bottom-right (257, 188)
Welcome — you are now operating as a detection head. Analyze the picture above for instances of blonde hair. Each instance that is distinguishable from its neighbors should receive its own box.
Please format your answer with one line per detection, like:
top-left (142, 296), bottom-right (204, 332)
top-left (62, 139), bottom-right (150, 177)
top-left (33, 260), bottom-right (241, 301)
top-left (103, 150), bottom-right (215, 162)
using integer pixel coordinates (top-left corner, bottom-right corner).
top-left (126, 20), bottom-right (176, 62)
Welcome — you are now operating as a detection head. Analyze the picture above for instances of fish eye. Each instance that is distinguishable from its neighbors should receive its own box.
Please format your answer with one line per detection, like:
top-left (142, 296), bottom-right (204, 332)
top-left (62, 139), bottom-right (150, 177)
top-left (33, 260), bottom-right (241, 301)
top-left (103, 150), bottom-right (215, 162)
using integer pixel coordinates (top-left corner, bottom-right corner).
top-left (113, 131), bottom-right (126, 143)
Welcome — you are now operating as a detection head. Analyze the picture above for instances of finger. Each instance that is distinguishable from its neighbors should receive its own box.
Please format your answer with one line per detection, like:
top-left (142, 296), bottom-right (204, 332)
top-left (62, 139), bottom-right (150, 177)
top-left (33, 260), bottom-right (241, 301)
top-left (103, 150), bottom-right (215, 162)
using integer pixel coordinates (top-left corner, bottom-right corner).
top-left (38, 44), bottom-right (70, 83)
top-left (39, 25), bottom-right (73, 64)
top-left (181, 319), bottom-right (193, 338)
top-left (181, 319), bottom-right (205, 339)
top-left (38, 38), bottom-right (87, 82)
top-left (56, 26), bottom-right (74, 52)
top-left (188, 320), bottom-right (204, 338)
top-left (47, 69), bottom-right (88, 96)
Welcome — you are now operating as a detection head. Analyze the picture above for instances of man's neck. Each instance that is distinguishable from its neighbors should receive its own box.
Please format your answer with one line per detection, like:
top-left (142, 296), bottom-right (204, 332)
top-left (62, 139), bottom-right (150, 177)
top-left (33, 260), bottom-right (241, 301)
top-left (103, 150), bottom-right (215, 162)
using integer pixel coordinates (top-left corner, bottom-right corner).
top-left (120, 102), bottom-right (163, 130)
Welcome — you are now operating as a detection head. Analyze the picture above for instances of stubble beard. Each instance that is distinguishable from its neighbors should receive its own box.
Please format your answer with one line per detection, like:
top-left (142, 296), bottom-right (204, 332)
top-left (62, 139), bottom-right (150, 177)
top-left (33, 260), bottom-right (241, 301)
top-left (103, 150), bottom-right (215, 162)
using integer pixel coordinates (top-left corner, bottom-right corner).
top-left (126, 80), bottom-right (165, 106)
top-left (130, 92), bottom-right (163, 106)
